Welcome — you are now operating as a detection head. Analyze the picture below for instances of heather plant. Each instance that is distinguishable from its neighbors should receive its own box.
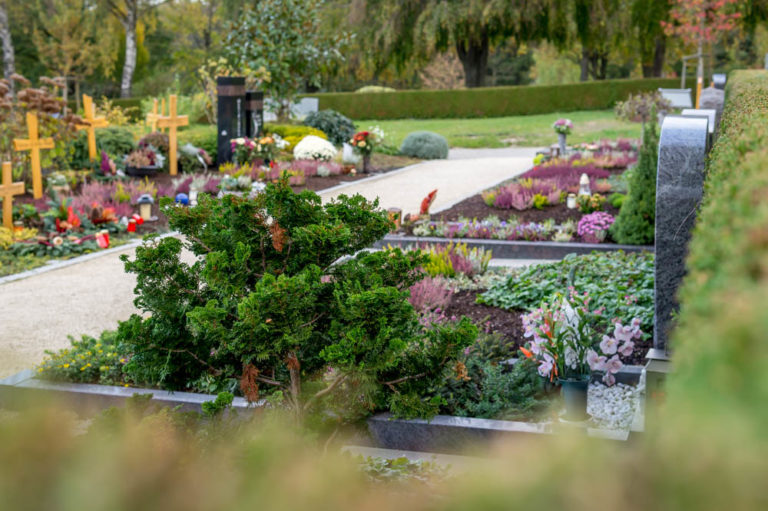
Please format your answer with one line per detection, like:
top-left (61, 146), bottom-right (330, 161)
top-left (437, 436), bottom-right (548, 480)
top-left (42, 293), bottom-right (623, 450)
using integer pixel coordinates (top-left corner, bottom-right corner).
top-left (421, 242), bottom-right (491, 278)
top-left (576, 193), bottom-right (605, 213)
top-left (408, 276), bottom-right (453, 312)
top-left (114, 181), bottom-right (476, 422)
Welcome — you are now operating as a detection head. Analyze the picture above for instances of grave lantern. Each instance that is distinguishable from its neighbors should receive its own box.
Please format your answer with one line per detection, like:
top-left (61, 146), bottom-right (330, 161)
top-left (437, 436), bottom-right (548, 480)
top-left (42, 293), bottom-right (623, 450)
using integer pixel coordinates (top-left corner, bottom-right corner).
top-left (137, 194), bottom-right (154, 221)
top-left (578, 173), bottom-right (591, 196)
top-left (566, 193), bottom-right (577, 209)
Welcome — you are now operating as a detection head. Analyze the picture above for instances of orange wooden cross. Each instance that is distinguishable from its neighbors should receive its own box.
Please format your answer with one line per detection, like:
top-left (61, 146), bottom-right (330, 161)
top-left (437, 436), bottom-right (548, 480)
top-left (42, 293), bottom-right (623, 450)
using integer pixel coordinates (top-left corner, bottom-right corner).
top-left (160, 97), bottom-right (167, 133)
top-left (76, 94), bottom-right (109, 161)
top-left (13, 112), bottom-right (54, 199)
top-left (0, 162), bottom-right (25, 229)
top-left (157, 95), bottom-right (189, 176)
top-left (146, 98), bottom-right (159, 132)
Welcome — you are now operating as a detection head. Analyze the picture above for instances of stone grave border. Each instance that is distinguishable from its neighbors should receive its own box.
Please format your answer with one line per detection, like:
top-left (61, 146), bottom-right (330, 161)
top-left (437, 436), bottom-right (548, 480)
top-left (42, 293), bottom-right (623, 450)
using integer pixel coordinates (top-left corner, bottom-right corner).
top-left (367, 366), bottom-right (646, 452)
top-left (0, 369), bottom-right (263, 415)
top-left (375, 235), bottom-right (653, 260)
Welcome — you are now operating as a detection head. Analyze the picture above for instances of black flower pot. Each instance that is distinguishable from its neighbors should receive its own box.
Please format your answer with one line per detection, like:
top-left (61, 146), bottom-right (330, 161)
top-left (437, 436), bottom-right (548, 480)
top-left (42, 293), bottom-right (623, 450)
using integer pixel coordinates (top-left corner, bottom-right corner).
top-left (559, 377), bottom-right (589, 421)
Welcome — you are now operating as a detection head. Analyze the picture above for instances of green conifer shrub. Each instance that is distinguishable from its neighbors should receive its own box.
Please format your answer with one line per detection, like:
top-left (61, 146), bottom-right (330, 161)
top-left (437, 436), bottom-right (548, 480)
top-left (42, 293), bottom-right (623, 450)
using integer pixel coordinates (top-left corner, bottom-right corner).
top-left (117, 181), bottom-right (476, 422)
top-left (400, 131), bottom-right (449, 159)
top-left (610, 120), bottom-right (659, 245)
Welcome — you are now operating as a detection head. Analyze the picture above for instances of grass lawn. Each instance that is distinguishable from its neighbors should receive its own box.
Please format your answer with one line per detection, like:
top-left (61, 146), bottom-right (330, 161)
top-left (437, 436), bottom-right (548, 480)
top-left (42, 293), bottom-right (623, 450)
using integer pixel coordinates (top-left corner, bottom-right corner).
top-left (357, 110), bottom-right (642, 149)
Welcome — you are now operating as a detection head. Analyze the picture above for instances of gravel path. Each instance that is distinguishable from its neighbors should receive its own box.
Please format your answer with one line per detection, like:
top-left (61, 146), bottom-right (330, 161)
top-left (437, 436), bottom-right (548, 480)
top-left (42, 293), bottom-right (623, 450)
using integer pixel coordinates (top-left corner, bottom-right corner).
top-left (0, 148), bottom-right (540, 378)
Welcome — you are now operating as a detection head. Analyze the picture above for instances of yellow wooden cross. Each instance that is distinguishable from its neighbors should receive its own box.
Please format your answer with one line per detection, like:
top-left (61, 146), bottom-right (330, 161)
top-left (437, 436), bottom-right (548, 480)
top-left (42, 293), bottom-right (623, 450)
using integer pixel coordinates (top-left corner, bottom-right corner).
top-left (0, 162), bottom-right (25, 229)
top-left (146, 98), bottom-right (159, 132)
top-left (13, 112), bottom-right (54, 199)
top-left (76, 94), bottom-right (109, 161)
top-left (160, 97), bottom-right (167, 133)
top-left (157, 95), bottom-right (189, 176)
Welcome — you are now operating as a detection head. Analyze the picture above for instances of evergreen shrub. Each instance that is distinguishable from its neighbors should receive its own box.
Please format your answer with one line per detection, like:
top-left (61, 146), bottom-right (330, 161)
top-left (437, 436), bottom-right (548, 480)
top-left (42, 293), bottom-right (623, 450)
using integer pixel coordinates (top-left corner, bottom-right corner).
top-left (303, 109), bottom-right (356, 146)
top-left (400, 131), bottom-right (449, 159)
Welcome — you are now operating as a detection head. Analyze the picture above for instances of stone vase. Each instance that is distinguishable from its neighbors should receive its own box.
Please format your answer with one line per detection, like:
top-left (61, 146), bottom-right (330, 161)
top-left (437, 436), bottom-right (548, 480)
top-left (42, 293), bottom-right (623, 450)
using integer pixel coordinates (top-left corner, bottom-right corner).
top-left (559, 377), bottom-right (589, 421)
top-left (557, 133), bottom-right (567, 156)
top-left (362, 153), bottom-right (371, 173)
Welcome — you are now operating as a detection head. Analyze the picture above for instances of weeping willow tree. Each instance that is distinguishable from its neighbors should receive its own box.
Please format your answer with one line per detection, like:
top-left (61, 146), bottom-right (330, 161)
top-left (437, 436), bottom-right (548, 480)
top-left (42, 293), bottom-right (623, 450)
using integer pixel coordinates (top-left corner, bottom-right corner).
top-left (361, 0), bottom-right (561, 88)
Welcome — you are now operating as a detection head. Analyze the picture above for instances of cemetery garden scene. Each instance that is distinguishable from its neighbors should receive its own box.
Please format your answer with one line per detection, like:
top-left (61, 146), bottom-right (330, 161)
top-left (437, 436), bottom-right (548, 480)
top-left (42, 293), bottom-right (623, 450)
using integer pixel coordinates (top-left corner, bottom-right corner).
top-left (0, 0), bottom-right (766, 509)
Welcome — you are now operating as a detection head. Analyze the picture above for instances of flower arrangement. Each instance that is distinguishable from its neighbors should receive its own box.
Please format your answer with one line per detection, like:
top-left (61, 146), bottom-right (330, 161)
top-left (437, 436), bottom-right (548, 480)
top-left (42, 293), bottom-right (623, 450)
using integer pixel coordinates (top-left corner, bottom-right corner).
top-left (350, 130), bottom-right (377, 156)
top-left (577, 212), bottom-right (615, 243)
top-left (293, 135), bottom-right (337, 161)
top-left (520, 290), bottom-right (642, 385)
top-left (553, 118), bottom-right (573, 135)
top-left (99, 151), bottom-right (117, 176)
top-left (124, 146), bottom-right (164, 169)
top-left (231, 136), bottom-right (278, 164)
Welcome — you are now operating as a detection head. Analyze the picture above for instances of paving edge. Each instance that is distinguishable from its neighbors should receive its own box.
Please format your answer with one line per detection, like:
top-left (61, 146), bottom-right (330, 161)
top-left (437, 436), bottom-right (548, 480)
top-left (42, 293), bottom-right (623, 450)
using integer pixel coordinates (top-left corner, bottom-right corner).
top-left (375, 235), bottom-right (654, 259)
top-left (0, 231), bottom-right (179, 286)
top-left (0, 369), bottom-right (263, 414)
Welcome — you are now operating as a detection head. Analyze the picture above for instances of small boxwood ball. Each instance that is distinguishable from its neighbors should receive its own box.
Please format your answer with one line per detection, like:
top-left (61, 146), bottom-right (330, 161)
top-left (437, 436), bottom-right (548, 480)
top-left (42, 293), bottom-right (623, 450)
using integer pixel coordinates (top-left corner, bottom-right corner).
top-left (399, 131), bottom-right (449, 159)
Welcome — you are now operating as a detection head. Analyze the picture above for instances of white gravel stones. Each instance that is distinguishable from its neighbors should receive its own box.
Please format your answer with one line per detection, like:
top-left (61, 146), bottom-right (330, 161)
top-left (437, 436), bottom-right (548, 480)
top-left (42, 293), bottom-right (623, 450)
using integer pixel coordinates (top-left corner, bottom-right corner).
top-left (588, 380), bottom-right (644, 431)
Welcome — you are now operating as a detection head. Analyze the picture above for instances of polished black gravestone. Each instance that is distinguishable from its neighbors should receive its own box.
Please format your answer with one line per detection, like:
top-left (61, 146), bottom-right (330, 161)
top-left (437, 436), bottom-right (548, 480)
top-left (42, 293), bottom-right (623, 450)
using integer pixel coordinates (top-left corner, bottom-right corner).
top-left (653, 115), bottom-right (709, 354)
top-left (216, 76), bottom-right (246, 166)
top-left (245, 90), bottom-right (264, 139)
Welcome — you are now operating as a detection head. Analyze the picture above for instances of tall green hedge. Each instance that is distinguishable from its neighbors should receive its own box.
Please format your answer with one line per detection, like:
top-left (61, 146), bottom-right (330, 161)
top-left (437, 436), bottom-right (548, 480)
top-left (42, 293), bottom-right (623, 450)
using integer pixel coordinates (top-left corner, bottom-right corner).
top-left (306, 78), bottom-right (694, 120)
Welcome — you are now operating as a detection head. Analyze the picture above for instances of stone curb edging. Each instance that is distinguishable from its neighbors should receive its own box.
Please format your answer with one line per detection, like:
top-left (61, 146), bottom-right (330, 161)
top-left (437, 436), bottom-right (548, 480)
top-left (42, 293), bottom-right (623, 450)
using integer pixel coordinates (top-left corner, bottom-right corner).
top-left (0, 369), bottom-right (263, 414)
top-left (0, 231), bottom-right (180, 286)
top-left (367, 366), bottom-right (645, 453)
top-left (375, 235), bottom-right (654, 260)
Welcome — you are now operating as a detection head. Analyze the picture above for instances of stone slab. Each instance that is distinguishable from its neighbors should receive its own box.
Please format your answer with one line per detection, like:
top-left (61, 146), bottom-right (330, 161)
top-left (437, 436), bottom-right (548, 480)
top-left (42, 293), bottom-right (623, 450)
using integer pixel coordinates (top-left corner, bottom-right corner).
top-left (653, 115), bottom-right (709, 352)
top-left (681, 109), bottom-right (716, 135)
top-left (375, 235), bottom-right (653, 260)
top-left (712, 73), bottom-right (726, 90)
top-left (659, 88), bottom-right (693, 109)
top-left (0, 369), bottom-right (263, 415)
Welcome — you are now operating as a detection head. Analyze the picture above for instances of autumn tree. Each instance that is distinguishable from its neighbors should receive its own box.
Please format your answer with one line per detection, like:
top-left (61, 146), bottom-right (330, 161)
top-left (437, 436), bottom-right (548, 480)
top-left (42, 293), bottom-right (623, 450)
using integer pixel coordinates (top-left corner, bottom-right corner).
top-left (662, 0), bottom-right (741, 104)
top-left (32, 0), bottom-right (105, 109)
top-left (631, 0), bottom-right (671, 78)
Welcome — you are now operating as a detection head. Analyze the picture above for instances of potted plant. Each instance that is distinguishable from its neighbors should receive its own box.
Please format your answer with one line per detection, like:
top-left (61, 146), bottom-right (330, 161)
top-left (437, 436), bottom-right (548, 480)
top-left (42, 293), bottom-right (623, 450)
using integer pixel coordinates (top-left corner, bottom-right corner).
top-left (520, 290), bottom-right (642, 421)
top-left (553, 118), bottom-right (573, 156)
top-left (124, 146), bottom-right (165, 177)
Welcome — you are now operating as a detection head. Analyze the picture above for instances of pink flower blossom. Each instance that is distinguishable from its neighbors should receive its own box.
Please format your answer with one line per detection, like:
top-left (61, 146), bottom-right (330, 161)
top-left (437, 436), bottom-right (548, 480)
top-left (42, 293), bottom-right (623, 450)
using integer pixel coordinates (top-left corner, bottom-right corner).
top-left (599, 335), bottom-right (619, 355)
top-left (618, 341), bottom-right (634, 357)
top-left (602, 372), bottom-right (616, 386)
top-left (587, 349), bottom-right (606, 371)
top-left (604, 354), bottom-right (623, 374)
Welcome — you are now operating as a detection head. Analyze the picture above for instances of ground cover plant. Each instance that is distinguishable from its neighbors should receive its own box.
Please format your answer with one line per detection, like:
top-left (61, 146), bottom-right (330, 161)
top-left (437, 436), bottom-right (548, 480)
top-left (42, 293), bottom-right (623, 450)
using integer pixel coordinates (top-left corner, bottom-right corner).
top-left (480, 251), bottom-right (654, 346)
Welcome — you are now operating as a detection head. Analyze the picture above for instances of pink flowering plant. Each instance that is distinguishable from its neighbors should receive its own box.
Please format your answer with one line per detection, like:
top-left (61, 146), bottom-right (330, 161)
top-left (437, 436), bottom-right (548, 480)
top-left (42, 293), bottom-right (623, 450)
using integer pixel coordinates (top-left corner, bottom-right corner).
top-left (520, 290), bottom-right (642, 386)
top-left (577, 212), bottom-right (615, 243)
top-left (553, 118), bottom-right (573, 135)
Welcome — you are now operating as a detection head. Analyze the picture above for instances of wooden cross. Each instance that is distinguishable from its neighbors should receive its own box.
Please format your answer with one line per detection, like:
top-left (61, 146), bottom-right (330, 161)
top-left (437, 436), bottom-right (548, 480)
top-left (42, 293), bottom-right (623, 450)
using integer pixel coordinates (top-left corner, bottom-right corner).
top-left (76, 94), bottom-right (109, 161)
top-left (13, 112), bottom-right (54, 199)
top-left (146, 98), bottom-right (159, 132)
top-left (157, 95), bottom-right (189, 176)
top-left (160, 97), bottom-right (167, 133)
top-left (0, 162), bottom-right (24, 229)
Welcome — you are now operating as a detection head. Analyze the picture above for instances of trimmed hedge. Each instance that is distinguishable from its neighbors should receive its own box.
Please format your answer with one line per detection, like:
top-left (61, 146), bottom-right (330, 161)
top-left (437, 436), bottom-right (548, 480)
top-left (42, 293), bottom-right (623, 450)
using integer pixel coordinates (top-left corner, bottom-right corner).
top-left (307, 78), bottom-right (695, 120)
top-left (666, 70), bottom-right (768, 462)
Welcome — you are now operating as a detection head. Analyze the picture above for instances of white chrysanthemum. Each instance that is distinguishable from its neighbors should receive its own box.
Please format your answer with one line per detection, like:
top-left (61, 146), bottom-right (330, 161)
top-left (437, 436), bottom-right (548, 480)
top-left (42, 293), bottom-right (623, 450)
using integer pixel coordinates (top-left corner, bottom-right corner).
top-left (293, 135), bottom-right (337, 162)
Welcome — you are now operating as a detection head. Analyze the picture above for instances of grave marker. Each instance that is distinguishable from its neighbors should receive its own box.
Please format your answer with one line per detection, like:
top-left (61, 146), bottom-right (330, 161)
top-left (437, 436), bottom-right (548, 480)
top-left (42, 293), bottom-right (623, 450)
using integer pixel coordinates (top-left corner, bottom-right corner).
top-left (659, 88), bottom-right (693, 109)
top-left (157, 95), bottom-right (189, 176)
top-left (652, 115), bottom-right (709, 354)
top-left (13, 112), bottom-right (54, 199)
top-left (245, 90), bottom-right (264, 139)
top-left (0, 162), bottom-right (24, 229)
top-left (216, 76), bottom-right (246, 166)
top-left (76, 94), bottom-right (109, 161)
top-left (146, 98), bottom-right (160, 132)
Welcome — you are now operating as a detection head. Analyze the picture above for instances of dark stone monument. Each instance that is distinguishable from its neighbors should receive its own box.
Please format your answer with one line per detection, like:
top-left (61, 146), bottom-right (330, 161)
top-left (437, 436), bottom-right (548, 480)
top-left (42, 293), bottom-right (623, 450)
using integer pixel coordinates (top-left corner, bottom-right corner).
top-left (245, 91), bottom-right (264, 139)
top-left (712, 73), bottom-right (726, 90)
top-left (216, 76), bottom-right (246, 166)
top-left (646, 115), bottom-right (709, 403)
top-left (653, 115), bottom-right (709, 353)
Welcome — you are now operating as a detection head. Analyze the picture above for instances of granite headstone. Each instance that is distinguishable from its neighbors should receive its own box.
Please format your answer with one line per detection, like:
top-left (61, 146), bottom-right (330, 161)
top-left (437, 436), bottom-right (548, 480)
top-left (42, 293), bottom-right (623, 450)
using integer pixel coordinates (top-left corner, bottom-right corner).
top-left (659, 88), bottom-right (693, 109)
top-left (712, 73), bottom-right (726, 90)
top-left (699, 87), bottom-right (726, 131)
top-left (245, 90), bottom-right (264, 139)
top-left (654, 115), bottom-right (709, 353)
top-left (216, 76), bottom-right (246, 166)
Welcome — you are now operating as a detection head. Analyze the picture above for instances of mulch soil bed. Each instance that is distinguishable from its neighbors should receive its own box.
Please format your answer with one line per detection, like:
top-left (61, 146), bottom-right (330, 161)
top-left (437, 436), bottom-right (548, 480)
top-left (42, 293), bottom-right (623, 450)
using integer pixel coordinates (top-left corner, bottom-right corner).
top-left (433, 193), bottom-right (621, 224)
top-left (445, 289), bottom-right (651, 364)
